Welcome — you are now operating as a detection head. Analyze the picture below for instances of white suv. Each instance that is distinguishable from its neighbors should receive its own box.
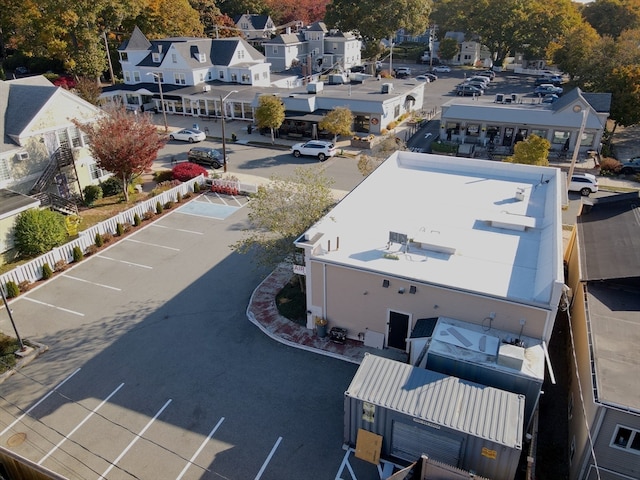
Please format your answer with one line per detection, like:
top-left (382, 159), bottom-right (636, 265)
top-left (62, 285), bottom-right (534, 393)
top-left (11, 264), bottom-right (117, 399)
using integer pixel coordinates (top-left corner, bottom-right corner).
top-left (569, 173), bottom-right (598, 196)
top-left (291, 141), bottom-right (337, 161)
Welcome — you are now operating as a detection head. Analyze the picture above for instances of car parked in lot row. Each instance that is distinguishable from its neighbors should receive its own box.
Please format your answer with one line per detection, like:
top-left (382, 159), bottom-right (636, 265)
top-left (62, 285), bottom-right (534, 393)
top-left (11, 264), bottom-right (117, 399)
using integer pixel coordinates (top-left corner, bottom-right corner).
top-left (534, 84), bottom-right (563, 96)
top-left (170, 128), bottom-right (206, 143)
top-left (455, 84), bottom-right (484, 96)
top-left (291, 141), bottom-right (337, 161)
top-left (569, 173), bottom-right (598, 196)
top-left (432, 65), bottom-right (451, 73)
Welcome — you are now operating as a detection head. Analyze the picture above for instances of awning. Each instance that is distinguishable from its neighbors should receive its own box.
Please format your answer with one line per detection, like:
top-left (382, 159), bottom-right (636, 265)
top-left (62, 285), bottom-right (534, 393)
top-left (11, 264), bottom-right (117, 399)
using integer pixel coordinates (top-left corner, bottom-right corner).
top-left (284, 112), bottom-right (327, 122)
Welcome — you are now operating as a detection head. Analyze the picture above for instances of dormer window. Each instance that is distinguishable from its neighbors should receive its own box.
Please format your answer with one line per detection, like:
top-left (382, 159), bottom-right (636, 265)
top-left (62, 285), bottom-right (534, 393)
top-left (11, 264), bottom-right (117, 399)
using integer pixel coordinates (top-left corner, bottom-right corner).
top-left (120, 52), bottom-right (129, 62)
top-left (152, 52), bottom-right (162, 63)
top-left (198, 53), bottom-right (206, 63)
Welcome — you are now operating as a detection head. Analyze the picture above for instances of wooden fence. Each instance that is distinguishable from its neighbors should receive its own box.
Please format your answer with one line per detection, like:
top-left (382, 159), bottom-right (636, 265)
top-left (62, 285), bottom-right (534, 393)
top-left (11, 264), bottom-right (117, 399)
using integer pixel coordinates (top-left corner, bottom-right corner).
top-left (0, 176), bottom-right (204, 291)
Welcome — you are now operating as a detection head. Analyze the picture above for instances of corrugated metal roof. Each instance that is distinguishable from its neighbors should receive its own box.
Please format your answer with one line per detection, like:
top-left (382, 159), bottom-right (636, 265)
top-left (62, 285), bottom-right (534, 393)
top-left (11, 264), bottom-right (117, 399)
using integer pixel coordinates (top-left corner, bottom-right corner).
top-left (345, 354), bottom-right (524, 448)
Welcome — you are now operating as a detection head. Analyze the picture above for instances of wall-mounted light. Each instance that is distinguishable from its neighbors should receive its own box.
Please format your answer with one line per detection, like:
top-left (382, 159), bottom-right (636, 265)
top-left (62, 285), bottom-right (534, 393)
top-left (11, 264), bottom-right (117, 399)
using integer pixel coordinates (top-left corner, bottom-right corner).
top-left (382, 279), bottom-right (390, 288)
top-left (398, 288), bottom-right (405, 294)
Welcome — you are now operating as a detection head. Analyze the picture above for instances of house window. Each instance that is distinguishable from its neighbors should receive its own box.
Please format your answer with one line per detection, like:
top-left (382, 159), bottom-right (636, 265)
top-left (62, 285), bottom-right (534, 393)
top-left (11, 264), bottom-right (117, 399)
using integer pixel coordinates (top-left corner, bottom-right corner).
top-left (0, 158), bottom-right (10, 181)
top-left (152, 53), bottom-right (161, 63)
top-left (133, 71), bottom-right (141, 82)
top-left (611, 426), bottom-right (640, 454)
top-left (219, 71), bottom-right (224, 79)
top-left (254, 73), bottom-right (259, 81)
top-left (531, 129), bottom-right (547, 139)
top-left (70, 127), bottom-right (82, 148)
top-left (262, 72), bottom-right (268, 79)
top-left (231, 73), bottom-right (238, 82)
top-left (394, 104), bottom-right (400, 118)
top-left (582, 132), bottom-right (595, 146)
top-left (552, 130), bottom-right (571, 144)
top-left (207, 72), bottom-right (212, 80)
top-left (241, 74), bottom-right (250, 82)
top-left (238, 50), bottom-right (245, 59)
top-left (151, 72), bottom-right (164, 83)
top-left (272, 46), bottom-right (278, 54)
top-left (174, 73), bottom-right (186, 85)
top-left (172, 53), bottom-right (177, 63)
top-left (89, 163), bottom-right (107, 180)
top-left (199, 73), bottom-right (205, 82)
top-left (124, 72), bottom-right (131, 83)
top-left (120, 52), bottom-right (128, 62)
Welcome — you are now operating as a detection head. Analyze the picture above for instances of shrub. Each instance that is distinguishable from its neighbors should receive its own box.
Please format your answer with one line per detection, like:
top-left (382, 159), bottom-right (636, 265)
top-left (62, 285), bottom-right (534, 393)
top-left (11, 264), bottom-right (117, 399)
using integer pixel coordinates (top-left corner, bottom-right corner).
top-left (95, 232), bottom-right (104, 247)
top-left (5, 281), bottom-right (20, 298)
top-left (133, 213), bottom-right (142, 226)
top-left (85, 244), bottom-right (98, 256)
top-left (72, 245), bottom-right (84, 263)
top-left (100, 177), bottom-right (123, 197)
top-left (154, 170), bottom-right (174, 183)
top-left (599, 157), bottom-right (622, 175)
top-left (116, 222), bottom-right (124, 236)
top-left (14, 209), bottom-right (67, 257)
top-left (54, 259), bottom-right (68, 272)
top-left (193, 182), bottom-right (201, 193)
top-left (164, 200), bottom-right (174, 209)
top-left (143, 210), bottom-right (154, 221)
top-left (18, 280), bottom-right (32, 292)
top-left (102, 232), bottom-right (113, 244)
top-left (83, 184), bottom-right (103, 206)
top-left (173, 162), bottom-right (208, 182)
top-left (42, 263), bottom-right (53, 279)
top-left (387, 121), bottom-right (398, 130)
top-left (176, 192), bottom-right (183, 203)
top-left (156, 201), bottom-right (163, 214)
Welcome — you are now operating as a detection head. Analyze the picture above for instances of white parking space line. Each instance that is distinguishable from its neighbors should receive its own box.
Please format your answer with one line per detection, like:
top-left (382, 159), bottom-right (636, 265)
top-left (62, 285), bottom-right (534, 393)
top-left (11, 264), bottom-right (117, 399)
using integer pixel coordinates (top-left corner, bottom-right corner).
top-left (0, 368), bottom-right (81, 437)
top-left (254, 436), bottom-right (283, 480)
top-left (96, 255), bottom-right (153, 269)
top-left (38, 383), bottom-right (124, 465)
top-left (150, 224), bottom-right (204, 235)
top-left (175, 417), bottom-right (225, 480)
top-left (22, 297), bottom-right (84, 317)
top-left (124, 238), bottom-right (180, 251)
top-left (98, 399), bottom-right (172, 480)
top-left (63, 275), bottom-right (121, 292)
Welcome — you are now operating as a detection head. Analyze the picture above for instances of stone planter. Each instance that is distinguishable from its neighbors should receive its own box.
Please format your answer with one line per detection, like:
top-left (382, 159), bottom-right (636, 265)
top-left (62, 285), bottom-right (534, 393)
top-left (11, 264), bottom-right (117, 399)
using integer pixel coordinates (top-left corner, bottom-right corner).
top-left (350, 139), bottom-right (373, 149)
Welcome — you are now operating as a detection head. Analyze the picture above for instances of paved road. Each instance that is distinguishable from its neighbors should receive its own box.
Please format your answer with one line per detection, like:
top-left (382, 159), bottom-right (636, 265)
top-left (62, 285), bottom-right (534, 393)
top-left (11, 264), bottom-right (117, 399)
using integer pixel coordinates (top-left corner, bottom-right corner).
top-left (0, 195), bottom-right (358, 480)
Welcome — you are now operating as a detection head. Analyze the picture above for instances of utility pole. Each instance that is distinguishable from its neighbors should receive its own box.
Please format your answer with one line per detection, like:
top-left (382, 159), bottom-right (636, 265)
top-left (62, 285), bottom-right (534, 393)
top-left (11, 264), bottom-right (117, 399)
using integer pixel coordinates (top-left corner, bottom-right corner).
top-left (220, 90), bottom-right (238, 173)
top-left (1, 285), bottom-right (25, 352)
top-left (103, 30), bottom-right (115, 85)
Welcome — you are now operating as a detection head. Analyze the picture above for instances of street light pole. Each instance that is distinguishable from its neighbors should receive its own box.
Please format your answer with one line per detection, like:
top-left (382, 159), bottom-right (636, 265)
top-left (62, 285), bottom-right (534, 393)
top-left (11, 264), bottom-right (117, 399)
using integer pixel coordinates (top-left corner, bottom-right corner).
top-left (220, 90), bottom-right (238, 173)
top-left (147, 72), bottom-right (168, 132)
top-left (567, 106), bottom-right (589, 189)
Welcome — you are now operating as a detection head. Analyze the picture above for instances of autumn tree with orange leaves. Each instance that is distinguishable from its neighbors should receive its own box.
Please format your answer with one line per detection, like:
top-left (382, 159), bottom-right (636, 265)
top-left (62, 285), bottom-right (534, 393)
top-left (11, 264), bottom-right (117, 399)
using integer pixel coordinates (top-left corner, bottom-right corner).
top-left (74, 107), bottom-right (167, 202)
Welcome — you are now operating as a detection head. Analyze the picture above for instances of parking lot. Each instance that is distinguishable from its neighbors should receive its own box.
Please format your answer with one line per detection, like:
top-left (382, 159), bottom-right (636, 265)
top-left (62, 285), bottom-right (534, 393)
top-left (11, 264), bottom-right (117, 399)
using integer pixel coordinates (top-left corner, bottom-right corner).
top-left (0, 194), bottom-right (358, 480)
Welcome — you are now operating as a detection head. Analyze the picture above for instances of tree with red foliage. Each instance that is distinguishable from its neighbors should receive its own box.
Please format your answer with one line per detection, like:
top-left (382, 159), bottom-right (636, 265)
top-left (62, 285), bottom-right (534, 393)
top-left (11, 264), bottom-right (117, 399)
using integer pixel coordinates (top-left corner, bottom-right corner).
top-left (172, 162), bottom-right (209, 182)
top-left (74, 106), bottom-right (167, 202)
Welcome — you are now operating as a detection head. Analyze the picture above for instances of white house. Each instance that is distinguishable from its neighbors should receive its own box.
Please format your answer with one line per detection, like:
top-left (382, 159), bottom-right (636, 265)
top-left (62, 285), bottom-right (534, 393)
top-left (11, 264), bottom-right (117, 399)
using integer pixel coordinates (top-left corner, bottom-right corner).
top-left (232, 14), bottom-right (277, 46)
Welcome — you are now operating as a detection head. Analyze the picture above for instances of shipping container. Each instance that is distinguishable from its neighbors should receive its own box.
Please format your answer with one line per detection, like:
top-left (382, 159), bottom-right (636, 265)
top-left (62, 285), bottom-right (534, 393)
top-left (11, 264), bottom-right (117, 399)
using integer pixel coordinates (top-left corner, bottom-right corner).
top-left (344, 354), bottom-right (524, 480)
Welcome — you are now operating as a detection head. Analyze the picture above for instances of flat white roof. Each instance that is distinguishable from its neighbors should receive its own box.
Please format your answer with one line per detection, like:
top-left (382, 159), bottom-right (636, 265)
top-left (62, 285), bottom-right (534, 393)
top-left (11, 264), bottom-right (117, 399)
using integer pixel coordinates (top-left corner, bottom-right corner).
top-left (302, 153), bottom-right (564, 307)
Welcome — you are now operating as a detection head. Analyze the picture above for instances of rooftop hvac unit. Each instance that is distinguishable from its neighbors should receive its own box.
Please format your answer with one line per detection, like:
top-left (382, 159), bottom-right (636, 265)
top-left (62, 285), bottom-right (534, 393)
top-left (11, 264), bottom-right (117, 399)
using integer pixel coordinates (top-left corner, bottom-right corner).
top-left (307, 82), bottom-right (323, 94)
top-left (381, 82), bottom-right (393, 94)
top-left (202, 85), bottom-right (211, 92)
top-left (495, 93), bottom-right (504, 103)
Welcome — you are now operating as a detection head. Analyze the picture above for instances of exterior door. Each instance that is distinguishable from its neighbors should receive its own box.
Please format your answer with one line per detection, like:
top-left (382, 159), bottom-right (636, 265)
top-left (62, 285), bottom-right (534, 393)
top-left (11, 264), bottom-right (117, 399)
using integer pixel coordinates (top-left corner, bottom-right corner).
top-left (388, 311), bottom-right (409, 350)
top-left (503, 127), bottom-right (514, 146)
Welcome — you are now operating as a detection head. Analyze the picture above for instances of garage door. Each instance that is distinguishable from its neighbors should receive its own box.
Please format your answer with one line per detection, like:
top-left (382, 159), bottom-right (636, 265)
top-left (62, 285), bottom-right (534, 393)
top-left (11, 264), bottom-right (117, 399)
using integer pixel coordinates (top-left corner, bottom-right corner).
top-left (391, 421), bottom-right (463, 466)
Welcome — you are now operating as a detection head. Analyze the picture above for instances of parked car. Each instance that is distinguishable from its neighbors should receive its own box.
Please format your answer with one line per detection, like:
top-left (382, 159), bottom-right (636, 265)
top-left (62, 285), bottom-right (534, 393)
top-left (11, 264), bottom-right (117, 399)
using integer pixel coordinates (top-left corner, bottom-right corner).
top-left (416, 75), bottom-right (430, 82)
top-left (350, 65), bottom-right (366, 73)
top-left (170, 128), bottom-right (207, 143)
top-left (469, 75), bottom-right (491, 84)
top-left (455, 84), bottom-right (484, 96)
top-left (569, 173), bottom-right (598, 196)
top-left (619, 157), bottom-right (640, 174)
top-left (477, 70), bottom-right (495, 79)
top-left (541, 94), bottom-right (559, 104)
top-left (394, 67), bottom-right (412, 78)
top-left (432, 65), bottom-right (451, 73)
top-left (534, 84), bottom-right (563, 96)
top-left (462, 80), bottom-right (488, 90)
top-left (291, 140), bottom-right (337, 161)
top-left (535, 75), bottom-right (563, 86)
top-left (424, 73), bottom-right (438, 82)
top-left (15, 66), bottom-right (29, 75)
top-left (188, 147), bottom-right (224, 168)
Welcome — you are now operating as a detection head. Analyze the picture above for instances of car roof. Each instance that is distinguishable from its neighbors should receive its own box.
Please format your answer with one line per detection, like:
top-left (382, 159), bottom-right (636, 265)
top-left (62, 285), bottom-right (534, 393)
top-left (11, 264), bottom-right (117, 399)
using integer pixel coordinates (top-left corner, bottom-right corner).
top-left (572, 173), bottom-right (596, 180)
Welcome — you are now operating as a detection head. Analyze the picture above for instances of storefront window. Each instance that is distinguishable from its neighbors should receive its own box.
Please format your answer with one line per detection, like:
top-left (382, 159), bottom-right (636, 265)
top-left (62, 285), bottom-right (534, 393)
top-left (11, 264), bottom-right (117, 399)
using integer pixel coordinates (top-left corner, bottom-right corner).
top-left (531, 129), bottom-right (547, 139)
top-left (446, 122), bottom-right (460, 134)
top-left (466, 124), bottom-right (480, 136)
top-left (581, 132), bottom-right (595, 146)
top-left (552, 130), bottom-right (570, 144)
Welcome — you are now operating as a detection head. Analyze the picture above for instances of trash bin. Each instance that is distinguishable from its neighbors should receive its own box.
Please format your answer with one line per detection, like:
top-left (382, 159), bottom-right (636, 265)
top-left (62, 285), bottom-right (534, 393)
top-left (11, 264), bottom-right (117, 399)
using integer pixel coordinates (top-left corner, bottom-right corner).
top-left (193, 123), bottom-right (199, 130)
top-left (247, 124), bottom-right (253, 134)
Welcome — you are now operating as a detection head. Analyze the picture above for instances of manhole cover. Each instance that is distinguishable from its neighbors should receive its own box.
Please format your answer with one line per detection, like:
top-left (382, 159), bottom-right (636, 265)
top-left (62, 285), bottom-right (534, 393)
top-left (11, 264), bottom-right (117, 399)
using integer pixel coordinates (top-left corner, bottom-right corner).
top-left (6, 432), bottom-right (26, 447)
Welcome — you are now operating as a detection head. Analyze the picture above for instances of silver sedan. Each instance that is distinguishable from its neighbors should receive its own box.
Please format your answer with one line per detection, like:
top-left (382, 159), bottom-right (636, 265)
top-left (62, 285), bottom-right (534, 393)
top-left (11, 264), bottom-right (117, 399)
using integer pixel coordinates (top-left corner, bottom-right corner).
top-left (169, 128), bottom-right (207, 143)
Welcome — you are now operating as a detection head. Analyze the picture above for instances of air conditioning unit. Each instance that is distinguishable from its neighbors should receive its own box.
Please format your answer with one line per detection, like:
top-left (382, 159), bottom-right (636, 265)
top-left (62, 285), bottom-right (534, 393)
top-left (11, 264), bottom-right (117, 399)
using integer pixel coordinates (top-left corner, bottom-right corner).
top-left (15, 152), bottom-right (29, 161)
top-left (202, 85), bottom-right (211, 92)
top-left (495, 93), bottom-right (504, 103)
top-left (381, 83), bottom-right (393, 94)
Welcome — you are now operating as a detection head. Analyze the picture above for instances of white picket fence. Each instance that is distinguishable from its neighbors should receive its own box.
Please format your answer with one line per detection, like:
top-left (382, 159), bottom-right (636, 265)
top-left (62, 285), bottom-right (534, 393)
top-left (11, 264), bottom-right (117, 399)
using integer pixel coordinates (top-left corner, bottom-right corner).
top-left (0, 175), bottom-right (205, 292)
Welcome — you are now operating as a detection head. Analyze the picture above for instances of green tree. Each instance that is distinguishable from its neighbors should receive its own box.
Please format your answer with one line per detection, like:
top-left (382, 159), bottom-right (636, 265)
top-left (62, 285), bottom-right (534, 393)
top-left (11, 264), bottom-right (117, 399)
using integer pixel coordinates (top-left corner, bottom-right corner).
top-left (74, 106), bottom-right (166, 202)
top-left (14, 209), bottom-right (68, 257)
top-left (129, 0), bottom-right (204, 38)
top-left (255, 95), bottom-right (285, 144)
top-left (506, 134), bottom-right (550, 166)
top-left (438, 37), bottom-right (459, 61)
top-left (231, 167), bottom-right (335, 267)
top-left (318, 107), bottom-right (354, 142)
top-left (606, 64), bottom-right (640, 134)
top-left (325, 0), bottom-right (432, 47)
top-left (582, 0), bottom-right (640, 39)
top-left (551, 22), bottom-right (601, 82)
